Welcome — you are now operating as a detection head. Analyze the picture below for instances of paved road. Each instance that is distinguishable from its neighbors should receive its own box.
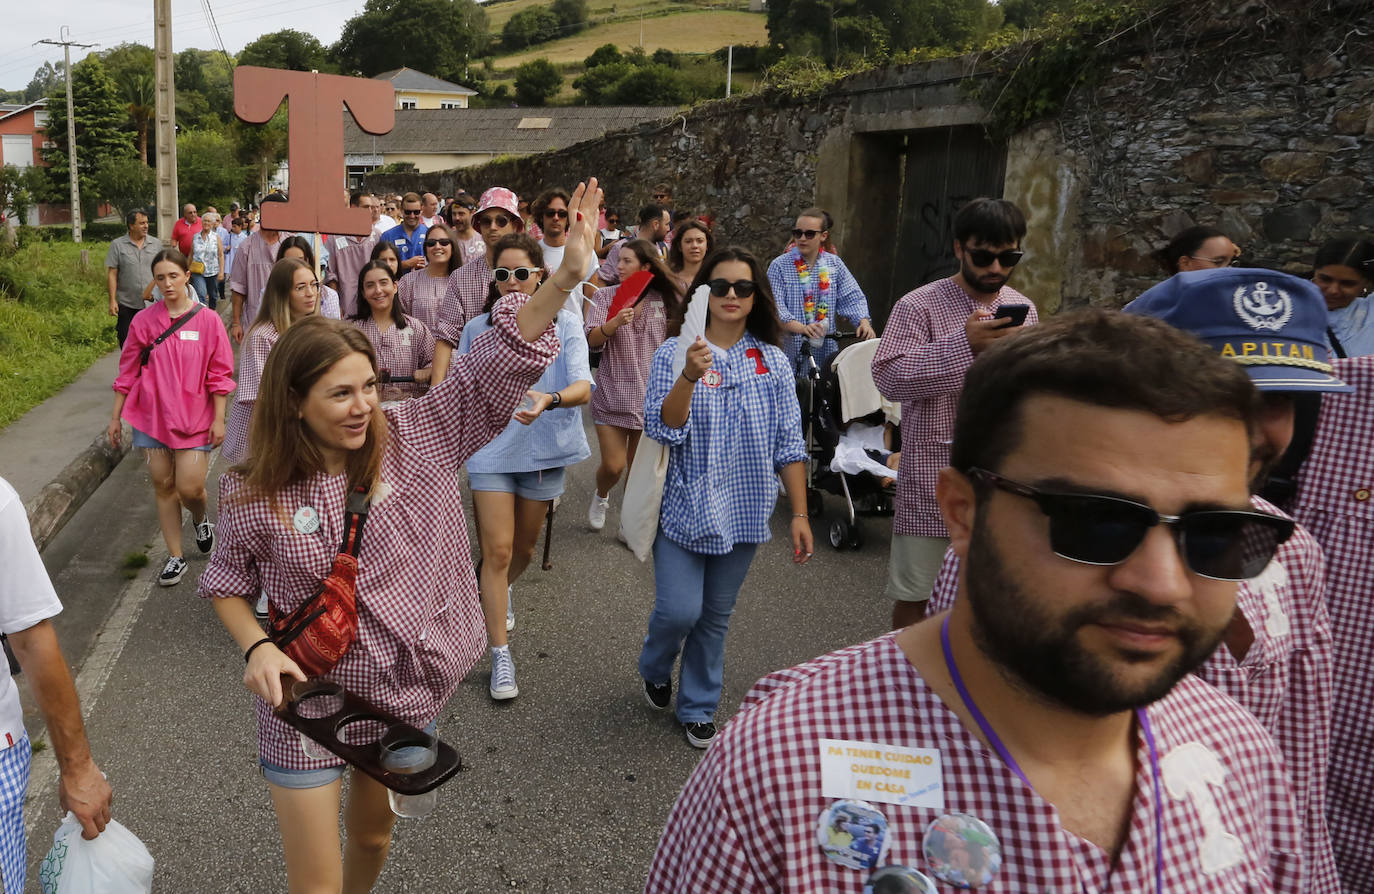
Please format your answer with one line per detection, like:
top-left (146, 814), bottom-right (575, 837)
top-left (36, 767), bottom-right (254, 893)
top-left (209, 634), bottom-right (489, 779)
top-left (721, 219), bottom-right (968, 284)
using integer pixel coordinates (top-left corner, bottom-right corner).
top-left (23, 414), bottom-right (896, 891)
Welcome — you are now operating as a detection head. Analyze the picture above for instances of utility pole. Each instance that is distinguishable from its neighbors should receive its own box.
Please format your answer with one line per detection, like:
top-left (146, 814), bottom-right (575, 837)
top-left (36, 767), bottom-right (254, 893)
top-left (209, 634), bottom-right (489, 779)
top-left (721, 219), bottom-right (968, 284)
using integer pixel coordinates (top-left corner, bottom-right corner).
top-left (36, 28), bottom-right (97, 243)
top-left (726, 45), bottom-right (733, 98)
top-left (153, 0), bottom-right (179, 242)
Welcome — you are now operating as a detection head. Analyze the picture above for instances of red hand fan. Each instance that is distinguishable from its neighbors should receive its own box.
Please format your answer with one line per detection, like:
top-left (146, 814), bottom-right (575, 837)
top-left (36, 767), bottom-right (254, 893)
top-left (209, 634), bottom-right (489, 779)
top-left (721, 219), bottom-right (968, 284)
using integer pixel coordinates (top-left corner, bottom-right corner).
top-left (607, 270), bottom-right (655, 318)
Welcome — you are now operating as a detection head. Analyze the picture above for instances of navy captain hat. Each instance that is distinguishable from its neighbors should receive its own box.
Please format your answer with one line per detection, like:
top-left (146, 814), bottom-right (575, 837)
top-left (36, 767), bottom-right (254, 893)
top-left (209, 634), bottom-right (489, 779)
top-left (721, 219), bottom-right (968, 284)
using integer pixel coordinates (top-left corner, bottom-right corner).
top-left (1123, 267), bottom-right (1352, 393)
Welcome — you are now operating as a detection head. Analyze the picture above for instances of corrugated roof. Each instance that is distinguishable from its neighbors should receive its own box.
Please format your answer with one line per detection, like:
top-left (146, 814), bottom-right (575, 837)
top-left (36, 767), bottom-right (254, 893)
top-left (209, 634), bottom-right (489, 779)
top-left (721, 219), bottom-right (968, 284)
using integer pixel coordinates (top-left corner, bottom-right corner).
top-left (343, 106), bottom-right (675, 156)
top-left (372, 67), bottom-right (478, 96)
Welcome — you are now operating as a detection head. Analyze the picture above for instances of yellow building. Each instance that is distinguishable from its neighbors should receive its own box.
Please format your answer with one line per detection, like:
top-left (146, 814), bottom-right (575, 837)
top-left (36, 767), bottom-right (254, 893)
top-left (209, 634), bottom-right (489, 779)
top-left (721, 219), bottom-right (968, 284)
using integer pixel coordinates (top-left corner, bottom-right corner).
top-left (373, 68), bottom-right (478, 110)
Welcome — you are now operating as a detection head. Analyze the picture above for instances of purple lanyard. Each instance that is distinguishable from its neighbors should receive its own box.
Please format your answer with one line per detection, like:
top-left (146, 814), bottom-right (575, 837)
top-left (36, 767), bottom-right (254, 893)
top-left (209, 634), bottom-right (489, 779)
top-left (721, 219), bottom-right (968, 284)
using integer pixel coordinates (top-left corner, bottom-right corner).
top-left (940, 616), bottom-right (1164, 893)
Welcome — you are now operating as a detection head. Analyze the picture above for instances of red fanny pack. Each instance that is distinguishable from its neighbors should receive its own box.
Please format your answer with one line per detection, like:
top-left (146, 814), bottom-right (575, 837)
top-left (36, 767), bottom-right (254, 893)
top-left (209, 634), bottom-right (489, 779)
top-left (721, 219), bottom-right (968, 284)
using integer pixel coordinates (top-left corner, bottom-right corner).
top-left (269, 487), bottom-right (370, 678)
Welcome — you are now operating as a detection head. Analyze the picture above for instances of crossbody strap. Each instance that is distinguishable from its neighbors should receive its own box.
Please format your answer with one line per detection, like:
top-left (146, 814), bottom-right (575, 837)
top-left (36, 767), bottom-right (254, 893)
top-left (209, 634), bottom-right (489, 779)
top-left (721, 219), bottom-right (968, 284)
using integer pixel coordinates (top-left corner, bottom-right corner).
top-left (271, 486), bottom-right (372, 646)
top-left (139, 304), bottom-right (203, 368)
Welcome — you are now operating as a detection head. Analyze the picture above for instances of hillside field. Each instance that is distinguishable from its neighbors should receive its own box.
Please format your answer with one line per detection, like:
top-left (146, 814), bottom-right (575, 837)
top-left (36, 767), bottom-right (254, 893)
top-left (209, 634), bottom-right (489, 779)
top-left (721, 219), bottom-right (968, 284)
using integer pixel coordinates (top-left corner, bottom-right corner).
top-left (488, 9), bottom-right (767, 70)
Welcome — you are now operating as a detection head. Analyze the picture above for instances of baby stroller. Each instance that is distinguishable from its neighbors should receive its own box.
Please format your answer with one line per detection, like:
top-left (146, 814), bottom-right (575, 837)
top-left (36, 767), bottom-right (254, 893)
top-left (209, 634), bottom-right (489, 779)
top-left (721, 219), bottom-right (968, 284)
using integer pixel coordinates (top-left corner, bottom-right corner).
top-left (794, 336), bottom-right (897, 551)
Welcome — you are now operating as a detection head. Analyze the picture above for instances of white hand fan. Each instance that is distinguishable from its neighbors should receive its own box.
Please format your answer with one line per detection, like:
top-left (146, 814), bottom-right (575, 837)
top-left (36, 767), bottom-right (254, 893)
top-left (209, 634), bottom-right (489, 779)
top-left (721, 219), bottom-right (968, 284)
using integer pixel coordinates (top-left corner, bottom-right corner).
top-left (672, 284), bottom-right (710, 377)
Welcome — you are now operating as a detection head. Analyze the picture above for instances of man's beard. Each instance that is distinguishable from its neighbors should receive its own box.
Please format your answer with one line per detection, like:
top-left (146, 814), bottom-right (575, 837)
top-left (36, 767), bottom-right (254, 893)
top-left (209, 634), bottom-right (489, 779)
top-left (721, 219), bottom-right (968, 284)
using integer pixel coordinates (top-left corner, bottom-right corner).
top-left (960, 257), bottom-right (1008, 295)
top-left (963, 510), bottom-right (1226, 716)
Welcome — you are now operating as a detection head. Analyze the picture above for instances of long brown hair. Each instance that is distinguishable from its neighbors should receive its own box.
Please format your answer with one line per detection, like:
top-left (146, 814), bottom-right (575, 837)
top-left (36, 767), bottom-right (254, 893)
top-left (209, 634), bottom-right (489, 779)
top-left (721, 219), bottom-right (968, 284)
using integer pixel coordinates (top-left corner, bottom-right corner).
top-left (238, 316), bottom-right (387, 501)
top-left (352, 260), bottom-right (409, 329)
top-left (251, 258), bottom-right (315, 336)
top-left (667, 219), bottom-right (713, 274)
top-left (618, 238), bottom-right (684, 319)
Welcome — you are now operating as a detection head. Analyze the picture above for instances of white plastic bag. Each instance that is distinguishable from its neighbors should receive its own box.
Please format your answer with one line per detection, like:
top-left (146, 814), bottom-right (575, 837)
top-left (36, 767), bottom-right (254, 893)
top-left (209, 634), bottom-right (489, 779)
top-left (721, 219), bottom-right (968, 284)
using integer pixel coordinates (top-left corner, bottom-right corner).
top-left (38, 812), bottom-right (154, 894)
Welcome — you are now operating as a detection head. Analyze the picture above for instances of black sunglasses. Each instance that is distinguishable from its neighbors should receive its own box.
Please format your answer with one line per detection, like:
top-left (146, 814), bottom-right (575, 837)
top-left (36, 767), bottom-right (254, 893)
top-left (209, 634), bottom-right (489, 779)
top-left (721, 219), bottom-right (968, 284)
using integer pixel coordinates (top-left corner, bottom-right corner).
top-left (476, 214), bottom-right (511, 229)
top-left (402, 208), bottom-right (423, 216)
top-left (424, 238), bottom-right (453, 248)
top-left (791, 228), bottom-right (822, 240)
top-left (967, 468), bottom-right (1294, 581)
top-left (707, 278), bottom-right (757, 298)
top-left (963, 245), bottom-right (1024, 268)
top-left (544, 208), bottom-right (568, 219)
top-left (493, 266), bottom-right (541, 283)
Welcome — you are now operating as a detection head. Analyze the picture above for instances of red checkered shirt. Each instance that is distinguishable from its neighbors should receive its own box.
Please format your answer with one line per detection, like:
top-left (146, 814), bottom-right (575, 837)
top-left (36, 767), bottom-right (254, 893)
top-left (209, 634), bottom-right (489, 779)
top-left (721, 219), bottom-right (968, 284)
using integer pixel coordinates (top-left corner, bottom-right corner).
top-left (396, 270), bottom-right (449, 331)
top-left (1292, 354), bottom-right (1374, 890)
top-left (435, 256), bottom-right (492, 346)
top-left (351, 315), bottom-right (436, 402)
top-left (454, 229), bottom-right (485, 267)
top-left (222, 323), bottom-right (281, 465)
top-left (871, 279), bottom-right (1037, 537)
top-left (198, 297), bottom-right (559, 770)
top-left (325, 233), bottom-right (376, 318)
top-left (646, 633), bottom-right (1302, 892)
top-left (228, 230), bottom-right (287, 332)
top-left (584, 285), bottom-right (669, 429)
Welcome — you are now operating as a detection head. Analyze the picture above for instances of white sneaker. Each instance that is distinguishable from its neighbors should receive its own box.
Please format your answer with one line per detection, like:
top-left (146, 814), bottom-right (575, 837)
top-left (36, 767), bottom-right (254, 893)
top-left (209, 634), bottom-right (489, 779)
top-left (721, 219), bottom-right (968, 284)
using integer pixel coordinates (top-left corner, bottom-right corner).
top-left (587, 493), bottom-right (609, 531)
top-left (506, 586), bottom-right (515, 632)
top-left (490, 646), bottom-right (518, 700)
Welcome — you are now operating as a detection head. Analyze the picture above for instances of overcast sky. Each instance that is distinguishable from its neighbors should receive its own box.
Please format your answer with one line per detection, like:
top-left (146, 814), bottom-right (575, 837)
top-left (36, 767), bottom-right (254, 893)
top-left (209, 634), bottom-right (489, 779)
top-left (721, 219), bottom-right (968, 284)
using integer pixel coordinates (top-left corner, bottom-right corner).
top-left (1, 0), bottom-right (379, 93)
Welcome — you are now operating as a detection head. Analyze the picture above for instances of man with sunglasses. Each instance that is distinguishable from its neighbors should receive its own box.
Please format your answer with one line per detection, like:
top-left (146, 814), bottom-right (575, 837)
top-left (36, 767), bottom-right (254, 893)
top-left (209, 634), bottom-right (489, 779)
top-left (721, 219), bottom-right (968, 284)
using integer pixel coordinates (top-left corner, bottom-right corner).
top-left (534, 187), bottom-right (597, 311)
top-left (380, 192), bottom-right (430, 273)
top-left (768, 207), bottom-right (875, 368)
top-left (431, 187), bottom-right (525, 383)
top-left (447, 193), bottom-right (484, 267)
top-left (649, 310), bottom-right (1303, 892)
top-left (593, 204), bottom-right (670, 287)
top-left (874, 197), bottom-right (1038, 630)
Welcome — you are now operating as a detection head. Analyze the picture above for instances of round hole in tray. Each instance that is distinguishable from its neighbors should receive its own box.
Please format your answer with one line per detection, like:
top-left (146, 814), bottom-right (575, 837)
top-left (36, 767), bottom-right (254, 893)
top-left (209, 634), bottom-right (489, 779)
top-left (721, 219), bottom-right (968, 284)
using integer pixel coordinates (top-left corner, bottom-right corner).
top-left (292, 682), bottom-right (345, 720)
top-left (337, 716), bottom-right (389, 747)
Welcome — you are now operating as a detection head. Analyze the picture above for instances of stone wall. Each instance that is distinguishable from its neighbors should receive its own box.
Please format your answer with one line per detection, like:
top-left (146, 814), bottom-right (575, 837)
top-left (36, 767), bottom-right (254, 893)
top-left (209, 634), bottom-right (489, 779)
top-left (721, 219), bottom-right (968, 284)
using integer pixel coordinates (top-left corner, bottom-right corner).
top-left (367, 0), bottom-right (1373, 317)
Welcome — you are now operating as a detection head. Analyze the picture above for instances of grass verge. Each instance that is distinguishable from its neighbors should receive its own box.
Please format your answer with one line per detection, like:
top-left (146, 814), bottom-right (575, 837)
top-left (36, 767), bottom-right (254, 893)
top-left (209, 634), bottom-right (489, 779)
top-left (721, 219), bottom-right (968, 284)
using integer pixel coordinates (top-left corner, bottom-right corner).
top-left (0, 240), bottom-right (116, 432)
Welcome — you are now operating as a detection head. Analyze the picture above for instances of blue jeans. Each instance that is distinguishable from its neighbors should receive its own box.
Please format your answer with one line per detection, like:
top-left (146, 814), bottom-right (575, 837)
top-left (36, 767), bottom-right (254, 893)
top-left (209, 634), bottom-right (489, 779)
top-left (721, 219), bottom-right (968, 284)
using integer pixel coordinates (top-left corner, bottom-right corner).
top-left (190, 273), bottom-right (221, 309)
top-left (638, 531), bottom-right (758, 723)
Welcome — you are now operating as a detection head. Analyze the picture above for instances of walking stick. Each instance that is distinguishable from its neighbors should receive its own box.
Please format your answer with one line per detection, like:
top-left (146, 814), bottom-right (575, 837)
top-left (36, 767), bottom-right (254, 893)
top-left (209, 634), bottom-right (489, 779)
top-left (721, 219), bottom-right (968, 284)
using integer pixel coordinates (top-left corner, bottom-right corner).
top-left (541, 500), bottom-right (555, 570)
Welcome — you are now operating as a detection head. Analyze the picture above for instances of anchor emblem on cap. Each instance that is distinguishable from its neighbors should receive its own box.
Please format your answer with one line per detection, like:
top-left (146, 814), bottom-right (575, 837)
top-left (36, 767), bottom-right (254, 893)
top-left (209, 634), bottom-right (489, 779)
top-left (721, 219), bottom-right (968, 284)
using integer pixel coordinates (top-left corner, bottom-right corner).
top-left (1234, 282), bottom-right (1292, 332)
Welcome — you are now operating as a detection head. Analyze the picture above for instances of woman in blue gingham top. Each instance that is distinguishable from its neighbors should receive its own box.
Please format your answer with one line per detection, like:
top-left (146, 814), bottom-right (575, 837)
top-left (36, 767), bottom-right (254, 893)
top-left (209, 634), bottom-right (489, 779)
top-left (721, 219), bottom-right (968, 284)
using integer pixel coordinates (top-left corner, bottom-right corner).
top-left (638, 246), bottom-right (813, 750)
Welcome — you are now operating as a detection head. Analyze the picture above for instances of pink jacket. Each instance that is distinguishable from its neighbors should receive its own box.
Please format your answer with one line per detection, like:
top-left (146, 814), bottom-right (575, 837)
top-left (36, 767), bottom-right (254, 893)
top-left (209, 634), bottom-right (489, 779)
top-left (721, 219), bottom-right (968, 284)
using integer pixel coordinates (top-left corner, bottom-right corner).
top-left (113, 302), bottom-right (235, 448)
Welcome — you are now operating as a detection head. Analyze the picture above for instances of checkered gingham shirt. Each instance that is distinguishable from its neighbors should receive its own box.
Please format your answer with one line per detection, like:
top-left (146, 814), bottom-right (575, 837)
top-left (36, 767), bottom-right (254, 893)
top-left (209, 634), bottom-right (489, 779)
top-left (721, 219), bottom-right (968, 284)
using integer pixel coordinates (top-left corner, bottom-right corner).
top-left (325, 233), bottom-right (376, 318)
top-left (221, 323), bottom-right (281, 465)
top-left (198, 296), bottom-right (559, 771)
top-left (455, 229), bottom-right (486, 267)
top-left (872, 278), bottom-right (1037, 537)
top-left (924, 492), bottom-right (1337, 890)
top-left (766, 248), bottom-right (871, 364)
top-left (396, 270), bottom-right (449, 331)
top-left (645, 335), bottom-right (808, 555)
top-left (435, 256), bottom-right (493, 345)
top-left (584, 285), bottom-right (670, 429)
top-left (351, 315), bottom-right (436, 402)
top-left (1292, 354), bottom-right (1374, 890)
top-left (228, 230), bottom-right (286, 332)
top-left (646, 633), bottom-right (1302, 892)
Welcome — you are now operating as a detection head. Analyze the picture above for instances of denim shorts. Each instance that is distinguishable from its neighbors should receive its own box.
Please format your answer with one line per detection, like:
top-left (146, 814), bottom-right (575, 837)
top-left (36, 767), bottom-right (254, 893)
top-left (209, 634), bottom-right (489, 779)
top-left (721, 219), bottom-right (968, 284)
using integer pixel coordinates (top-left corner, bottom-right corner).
top-left (261, 719), bottom-right (438, 789)
top-left (468, 468), bottom-right (566, 501)
top-left (132, 427), bottom-right (213, 452)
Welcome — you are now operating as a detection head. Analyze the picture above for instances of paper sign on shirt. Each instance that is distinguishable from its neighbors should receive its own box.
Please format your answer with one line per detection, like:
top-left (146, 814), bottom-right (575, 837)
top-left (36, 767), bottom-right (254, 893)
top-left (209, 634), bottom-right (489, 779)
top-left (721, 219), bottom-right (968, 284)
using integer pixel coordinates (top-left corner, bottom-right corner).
top-left (178, 330), bottom-right (200, 341)
top-left (820, 738), bottom-right (944, 809)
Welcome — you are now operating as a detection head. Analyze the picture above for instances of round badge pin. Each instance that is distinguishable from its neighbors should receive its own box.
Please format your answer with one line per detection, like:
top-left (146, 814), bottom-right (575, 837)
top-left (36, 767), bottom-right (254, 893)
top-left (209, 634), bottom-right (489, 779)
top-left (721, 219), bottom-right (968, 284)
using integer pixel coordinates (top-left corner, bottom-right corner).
top-left (863, 865), bottom-right (938, 894)
top-left (292, 505), bottom-right (321, 535)
top-left (703, 369), bottom-right (723, 388)
top-left (1355, 487), bottom-right (1370, 503)
top-left (922, 813), bottom-right (1002, 889)
top-left (816, 800), bottom-right (891, 872)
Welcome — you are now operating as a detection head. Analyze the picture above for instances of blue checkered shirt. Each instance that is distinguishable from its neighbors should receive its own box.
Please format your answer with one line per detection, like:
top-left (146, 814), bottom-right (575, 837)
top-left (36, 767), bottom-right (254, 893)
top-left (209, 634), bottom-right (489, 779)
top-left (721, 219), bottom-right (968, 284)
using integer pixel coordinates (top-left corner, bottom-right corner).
top-left (767, 248), bottom-right (871, 364)
top-left (645, 334), bottom-right (808, 555)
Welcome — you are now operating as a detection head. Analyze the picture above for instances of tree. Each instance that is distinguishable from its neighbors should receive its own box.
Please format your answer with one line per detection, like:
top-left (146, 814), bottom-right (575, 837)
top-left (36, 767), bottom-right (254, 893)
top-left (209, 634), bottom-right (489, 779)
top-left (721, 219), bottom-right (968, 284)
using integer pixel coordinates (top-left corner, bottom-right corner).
top-left (514, 58), bottom-right (563, 105)
top-left (177, 129), bottom-right (250, 211)
top-left (90, 156), bottom-right (155, 219)
top-left (583, 43), bottom-right (622, 69)
top-left (551, 0), bottom-right (590, 31)
top-left (239, 29), bottom-right (334, 72)
top-left (333, 0), bottom-right (489, 82)
top-left (503, 7), bottom-right (563, 50)
top-left (609, 64), bottom-right (688, 104)
top-left (118, 73), bottom-right (155, 165)
top-left (574, 61), bottom-right (635, 104)
top-left (651, 48), bottom-right (679, 68)
top-left (24, 62), bottom-right (64, 104)
top-left (42, 54), bottom-right (136, 224)
top-left (0, 164), bottom-right (51, 227)
top-left (174, 49), bottom-right (235, 129)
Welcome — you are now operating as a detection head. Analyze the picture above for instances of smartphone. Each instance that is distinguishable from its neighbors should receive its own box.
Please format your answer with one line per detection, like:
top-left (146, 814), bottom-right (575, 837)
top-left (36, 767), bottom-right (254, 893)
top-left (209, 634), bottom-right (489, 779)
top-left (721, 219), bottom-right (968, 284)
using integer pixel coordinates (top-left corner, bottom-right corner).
top-left (993, 304), bottom-right (1030, 328)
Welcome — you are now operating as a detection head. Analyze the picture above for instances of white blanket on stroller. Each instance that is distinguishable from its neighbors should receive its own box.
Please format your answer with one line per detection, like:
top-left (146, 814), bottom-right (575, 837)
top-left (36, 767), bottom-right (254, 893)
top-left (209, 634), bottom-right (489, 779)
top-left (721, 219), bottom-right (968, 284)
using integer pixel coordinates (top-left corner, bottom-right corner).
top-left (832, 339), bottom-right (900, 424)
top-left (830, 423), bottom-right (895, 480)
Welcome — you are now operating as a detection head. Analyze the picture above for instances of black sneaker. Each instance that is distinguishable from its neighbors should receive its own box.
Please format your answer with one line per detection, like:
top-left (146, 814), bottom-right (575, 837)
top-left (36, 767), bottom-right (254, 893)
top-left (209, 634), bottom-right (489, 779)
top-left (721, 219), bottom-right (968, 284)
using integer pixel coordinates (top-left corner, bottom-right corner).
top-left (684, 721), bottom-right (716, 749)
top-left (643, 679), bottom-right (671, 711)
top-left (195, 519), bottom-right (215, 553)
top-left (158, 556), bottom-right (188, 587)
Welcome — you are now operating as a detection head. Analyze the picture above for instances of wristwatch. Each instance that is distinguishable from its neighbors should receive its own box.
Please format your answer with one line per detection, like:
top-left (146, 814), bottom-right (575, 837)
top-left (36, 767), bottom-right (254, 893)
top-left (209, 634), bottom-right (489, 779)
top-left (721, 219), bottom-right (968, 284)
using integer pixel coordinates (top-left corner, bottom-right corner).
top-left (549, 391), bottom-right (563, 408)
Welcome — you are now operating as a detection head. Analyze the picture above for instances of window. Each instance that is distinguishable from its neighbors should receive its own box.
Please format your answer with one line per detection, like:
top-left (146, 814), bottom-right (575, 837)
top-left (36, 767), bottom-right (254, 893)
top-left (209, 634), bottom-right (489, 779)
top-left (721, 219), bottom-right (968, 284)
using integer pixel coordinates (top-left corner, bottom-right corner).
top-left (399, 100), bottom-right (417, 110)
top-left (440, 101), bottom-right (462, 109)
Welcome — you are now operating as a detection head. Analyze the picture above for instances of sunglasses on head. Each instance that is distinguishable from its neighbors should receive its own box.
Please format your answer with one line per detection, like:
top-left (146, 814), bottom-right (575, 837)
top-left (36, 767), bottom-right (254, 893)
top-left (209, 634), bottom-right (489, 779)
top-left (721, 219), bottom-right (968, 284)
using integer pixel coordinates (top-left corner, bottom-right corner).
top-left (544, 208), bottom-right (568, 219)
top-left (967, 468), bottom-right (1294, 581)
top-left (791, 228), bottom-right (822, 240)
top-left (424, 238), bottom-right (453, 248)
top-left (476, 214), bottom-right (511, 229)
top-left (963, 245), bottom-right (1025, 268)
top-left (707, 278), bottom-right (757, 298)
top-left (493, 266), bottom-right (541, 283)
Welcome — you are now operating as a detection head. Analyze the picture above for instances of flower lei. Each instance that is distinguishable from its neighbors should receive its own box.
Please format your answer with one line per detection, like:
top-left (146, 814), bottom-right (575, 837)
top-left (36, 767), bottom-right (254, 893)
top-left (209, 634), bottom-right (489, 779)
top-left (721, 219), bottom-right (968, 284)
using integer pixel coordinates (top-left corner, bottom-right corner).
top-left (793, 249), bottom-right (831, 325)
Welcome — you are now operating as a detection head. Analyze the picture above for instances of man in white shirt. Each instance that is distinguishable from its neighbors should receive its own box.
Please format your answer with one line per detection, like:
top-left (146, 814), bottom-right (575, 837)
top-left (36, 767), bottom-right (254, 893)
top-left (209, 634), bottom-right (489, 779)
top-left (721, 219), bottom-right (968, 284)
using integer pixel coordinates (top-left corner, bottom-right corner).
top-left (0, 477), bottom-right (113, 890)
top-left (534, 187), bottom-right (597, 317)
top-left (369, 193), bottom-right (396, 237)
top-left (421, 192), bottom-right (442, 229)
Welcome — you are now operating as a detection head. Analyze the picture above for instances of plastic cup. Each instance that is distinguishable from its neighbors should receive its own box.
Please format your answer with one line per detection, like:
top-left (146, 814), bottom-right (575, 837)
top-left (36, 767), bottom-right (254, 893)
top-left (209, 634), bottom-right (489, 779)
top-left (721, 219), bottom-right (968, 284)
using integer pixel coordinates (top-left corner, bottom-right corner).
top-left (381, 729), bottom-right (438, 818)
top-left (512, 393), bottom-right (537, 418)
top-left (292, 682), bottom-right (345, 761)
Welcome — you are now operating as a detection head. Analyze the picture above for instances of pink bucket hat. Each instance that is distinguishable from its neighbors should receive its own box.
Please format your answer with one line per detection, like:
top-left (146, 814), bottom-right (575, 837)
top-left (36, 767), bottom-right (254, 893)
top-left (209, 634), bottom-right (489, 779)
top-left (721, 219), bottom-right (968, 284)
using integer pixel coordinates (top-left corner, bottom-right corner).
top-left (476, 187), bottom-right (523, 230)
